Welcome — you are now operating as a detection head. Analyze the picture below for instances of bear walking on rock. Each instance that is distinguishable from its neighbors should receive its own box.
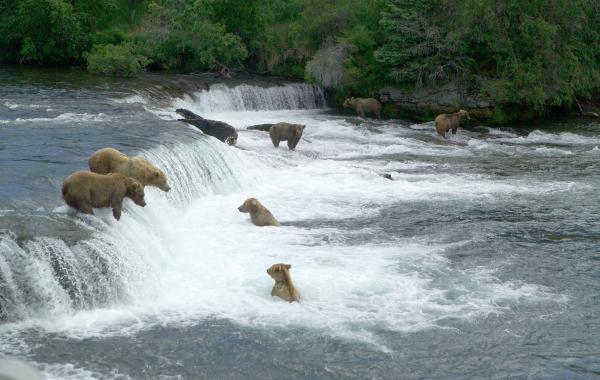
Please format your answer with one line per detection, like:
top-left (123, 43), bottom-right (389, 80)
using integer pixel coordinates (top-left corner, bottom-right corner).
top-left (62, 171), bottom-right (146, 220)
top-left (267, 263), bottom-right (300, 302)
top-left (88, 148), bottom-right (171, 192)
top-left (238, 198), bottom-right (280, 227)
top-left (434, 110), bottom-right (471, 137)
top-left (343, 97), bottom-right (382, 119)
top-left (269, 122), bottom-right (305, 150)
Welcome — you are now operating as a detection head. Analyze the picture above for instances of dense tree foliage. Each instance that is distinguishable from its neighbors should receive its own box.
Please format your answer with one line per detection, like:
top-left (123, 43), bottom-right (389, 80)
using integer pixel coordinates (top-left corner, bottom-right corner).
top-left (376, 0), bottom-right (600, 120)
top-left (0, 0), bottom-right (598, 121)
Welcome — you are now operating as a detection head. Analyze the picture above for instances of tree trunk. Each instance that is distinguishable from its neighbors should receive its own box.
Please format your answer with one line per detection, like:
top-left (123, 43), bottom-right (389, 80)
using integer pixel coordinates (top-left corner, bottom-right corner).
top-left (130, 0), bottom-right (137, 24)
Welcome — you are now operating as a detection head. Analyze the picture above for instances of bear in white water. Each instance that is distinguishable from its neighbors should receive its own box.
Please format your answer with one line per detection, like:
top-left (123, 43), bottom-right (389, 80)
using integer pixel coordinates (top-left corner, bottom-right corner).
top-left (267, 263), bottom-right (300, 302)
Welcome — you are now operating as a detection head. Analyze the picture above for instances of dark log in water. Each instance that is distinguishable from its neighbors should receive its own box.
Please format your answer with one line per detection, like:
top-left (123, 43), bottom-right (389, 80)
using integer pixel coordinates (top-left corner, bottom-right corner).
top-left (246, 124), bottom-right (274, 132)
top-left (176, 109), bottom-right (238, 145)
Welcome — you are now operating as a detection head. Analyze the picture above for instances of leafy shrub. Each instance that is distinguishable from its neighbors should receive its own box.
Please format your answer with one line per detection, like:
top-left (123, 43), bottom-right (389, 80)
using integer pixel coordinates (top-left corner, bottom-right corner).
top-left (86, 42), bottom-right (150, 77)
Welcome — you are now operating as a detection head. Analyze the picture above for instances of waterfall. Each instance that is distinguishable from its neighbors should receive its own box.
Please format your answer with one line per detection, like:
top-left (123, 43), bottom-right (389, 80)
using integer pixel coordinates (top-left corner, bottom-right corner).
top-left (172, 83), bottom-right (326, 113)
top-left (0, 79), bottom-right (324, 323)
top-left (0, 137), bottom-right (246, 323)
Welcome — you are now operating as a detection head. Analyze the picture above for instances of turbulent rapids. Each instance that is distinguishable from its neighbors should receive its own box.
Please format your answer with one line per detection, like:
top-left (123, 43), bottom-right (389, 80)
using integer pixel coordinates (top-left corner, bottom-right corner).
top-left (0, 70), bottom-right (599, 379)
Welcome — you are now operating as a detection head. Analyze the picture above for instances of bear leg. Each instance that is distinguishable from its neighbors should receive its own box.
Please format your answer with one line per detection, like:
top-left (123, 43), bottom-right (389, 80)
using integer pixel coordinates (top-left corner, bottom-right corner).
top-left (269, 132), bottom-right (280, 147)
top-left (111, 196), bottom-right (124, 220)
top-left (79, 202), bottom-right (94, 215)
top-left (112, 207), bottom-right (122, 220)
top-left (452, 128), bottom-right (457, 134)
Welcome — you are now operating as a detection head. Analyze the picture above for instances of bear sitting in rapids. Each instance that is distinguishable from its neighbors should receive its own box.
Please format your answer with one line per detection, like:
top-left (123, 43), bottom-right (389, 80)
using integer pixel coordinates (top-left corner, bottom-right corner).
top-left (238, 198), bottom-right (280, 227)
top-left (267, 263), bottom-right (300, 302)
top-left (88, 148), bottom-right (170, 192)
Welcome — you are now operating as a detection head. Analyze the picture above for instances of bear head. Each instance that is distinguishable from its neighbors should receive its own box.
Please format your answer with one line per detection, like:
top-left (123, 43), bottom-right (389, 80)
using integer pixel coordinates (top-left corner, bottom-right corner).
top-left (125, 179), bottom-right (146, 207)
top-left (292, 124), bottom-right (305, 138)
top-left (343, 97), bottom-right (356, 108)
top-left (149, 168), bottom-right (170, 192)
top-left (238, 197), bottom-right (259, 213)
top-left (458, 109), bottom-right (471, 120)
top-left (267, 263), bottom-right (291, 282)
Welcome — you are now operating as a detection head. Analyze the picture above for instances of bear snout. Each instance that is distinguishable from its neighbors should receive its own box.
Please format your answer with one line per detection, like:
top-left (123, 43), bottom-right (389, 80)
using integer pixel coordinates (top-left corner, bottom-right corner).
top-left (161, 184), bottom-right (171, 192)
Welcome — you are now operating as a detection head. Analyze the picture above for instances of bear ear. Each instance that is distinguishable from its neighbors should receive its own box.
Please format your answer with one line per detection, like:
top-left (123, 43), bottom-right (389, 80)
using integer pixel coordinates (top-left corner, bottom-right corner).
top-left (132, 182), bottom-right (142, 193)
top-left (154, 172), bottom-right (160, 178)
top-left (285, 264), bottom-right (291, 269)
top-left (300, 125), bottom-right (305, 130)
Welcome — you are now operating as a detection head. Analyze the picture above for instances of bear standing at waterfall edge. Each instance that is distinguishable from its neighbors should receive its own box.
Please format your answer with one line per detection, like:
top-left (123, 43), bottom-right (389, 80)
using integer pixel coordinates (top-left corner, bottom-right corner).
top-left (62, 171), bottom-right (146, 220)
top-left (88, 148), bottom-right (171, 192)
top-left (269, 122), bottom-right (305, 150)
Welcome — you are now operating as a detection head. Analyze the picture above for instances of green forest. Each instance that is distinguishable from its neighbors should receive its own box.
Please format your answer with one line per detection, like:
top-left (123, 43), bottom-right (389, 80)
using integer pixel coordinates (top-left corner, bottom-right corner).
top-left (0, 0), bottom-right (599, 122)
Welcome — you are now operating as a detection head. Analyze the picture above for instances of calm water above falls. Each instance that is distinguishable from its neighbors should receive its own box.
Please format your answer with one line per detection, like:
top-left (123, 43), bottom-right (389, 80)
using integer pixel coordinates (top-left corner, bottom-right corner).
top-left (0, 68), bottom-right (599, 379)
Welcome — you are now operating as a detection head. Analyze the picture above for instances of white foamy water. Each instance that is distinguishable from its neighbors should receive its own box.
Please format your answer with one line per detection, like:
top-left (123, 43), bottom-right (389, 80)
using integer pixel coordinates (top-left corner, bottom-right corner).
top-left (497, 129), bottom-right (600, 145)
top-left (0, 83), bottom-right (579, 360)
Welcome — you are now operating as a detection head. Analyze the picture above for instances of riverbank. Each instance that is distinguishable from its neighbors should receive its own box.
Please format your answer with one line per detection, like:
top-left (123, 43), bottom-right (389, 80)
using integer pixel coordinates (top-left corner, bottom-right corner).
top-left (3, 64), bottom-right (599, 129)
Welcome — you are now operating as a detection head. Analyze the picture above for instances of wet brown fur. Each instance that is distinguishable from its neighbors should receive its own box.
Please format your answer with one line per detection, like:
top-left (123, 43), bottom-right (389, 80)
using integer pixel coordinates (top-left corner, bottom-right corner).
top-left (269, 123), bottom-right (305, 150)
top-left (238, 198), bottom-right (280, 227)
top-left (88, 148), bottom-right (170, 192)
top-left (62, 171), bottom-right (146, 220)
top-left (343, 97), bottom-right (382, 119)
top-left (267, 263), bottom-right (300, 302)
top-left (434, 110), bottom-right (470, 137)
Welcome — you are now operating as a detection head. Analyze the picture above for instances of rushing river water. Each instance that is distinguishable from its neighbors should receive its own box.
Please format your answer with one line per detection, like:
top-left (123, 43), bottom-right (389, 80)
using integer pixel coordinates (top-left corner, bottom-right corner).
top-left (0, 68), bottom-right (599, 379)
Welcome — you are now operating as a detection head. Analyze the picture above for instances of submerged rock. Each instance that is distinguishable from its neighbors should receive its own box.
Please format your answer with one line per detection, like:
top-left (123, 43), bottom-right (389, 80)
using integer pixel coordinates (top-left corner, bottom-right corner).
top-left (176, 109), bottom-right (238, 145)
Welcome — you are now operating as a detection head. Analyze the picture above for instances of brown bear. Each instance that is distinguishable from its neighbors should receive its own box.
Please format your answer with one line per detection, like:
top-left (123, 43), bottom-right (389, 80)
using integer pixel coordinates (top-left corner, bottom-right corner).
top-left (62, 171), bottom-right (146, 220)
top-left (88, 148), bottom-right (171, 192)
top-left (267, 263), bottom-right (300, 302)
top-left (237, 198), bottom-right (280, 227)
top-left (343, 97), bottom-right (382, 119)
top-left (269, 123), bottom-right (305, 150)
top-left (434, 110), bottom-right (471, 137)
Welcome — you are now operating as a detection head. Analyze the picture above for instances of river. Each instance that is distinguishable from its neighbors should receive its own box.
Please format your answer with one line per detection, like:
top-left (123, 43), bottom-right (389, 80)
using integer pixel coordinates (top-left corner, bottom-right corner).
top-left (0, 68), bottom-right (599, 379)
